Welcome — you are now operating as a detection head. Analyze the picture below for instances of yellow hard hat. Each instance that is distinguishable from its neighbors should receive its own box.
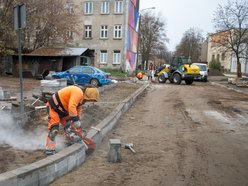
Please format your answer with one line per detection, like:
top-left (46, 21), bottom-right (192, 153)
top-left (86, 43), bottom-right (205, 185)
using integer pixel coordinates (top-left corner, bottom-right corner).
top-left (84, 87), bottom-right (99, 102)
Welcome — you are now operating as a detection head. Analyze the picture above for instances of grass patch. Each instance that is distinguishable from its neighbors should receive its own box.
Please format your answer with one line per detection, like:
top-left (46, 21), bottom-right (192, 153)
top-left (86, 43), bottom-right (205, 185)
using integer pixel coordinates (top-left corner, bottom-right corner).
top-left (102, 69), bottom-right (128, 77)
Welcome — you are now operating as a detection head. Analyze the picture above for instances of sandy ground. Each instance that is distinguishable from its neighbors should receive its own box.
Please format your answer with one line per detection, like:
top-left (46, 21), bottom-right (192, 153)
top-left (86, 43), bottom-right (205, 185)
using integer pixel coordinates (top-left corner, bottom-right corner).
top-left (49, 79), bottom-right (248, 186)
top-left (0, 77), bottom-right (142, 174)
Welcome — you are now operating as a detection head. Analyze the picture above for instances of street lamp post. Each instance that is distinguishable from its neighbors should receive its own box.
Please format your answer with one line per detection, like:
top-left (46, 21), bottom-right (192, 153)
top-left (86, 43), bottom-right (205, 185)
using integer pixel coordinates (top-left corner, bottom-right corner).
top-left (136, 7), bottom-right (155, 73)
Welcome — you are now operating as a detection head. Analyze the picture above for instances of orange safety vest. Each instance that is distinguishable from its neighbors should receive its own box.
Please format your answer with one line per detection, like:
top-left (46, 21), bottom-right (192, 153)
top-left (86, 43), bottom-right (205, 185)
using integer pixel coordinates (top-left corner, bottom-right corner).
top-left (136, 72), bottom-right (143, 79)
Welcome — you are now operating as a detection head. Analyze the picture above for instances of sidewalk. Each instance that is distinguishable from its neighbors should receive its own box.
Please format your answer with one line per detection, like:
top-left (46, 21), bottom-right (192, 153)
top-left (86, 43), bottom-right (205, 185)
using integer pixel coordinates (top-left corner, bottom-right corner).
top-left (208, 75), bottom-right (248, 95)
top-left (223, 73), bottom-right (248, 78)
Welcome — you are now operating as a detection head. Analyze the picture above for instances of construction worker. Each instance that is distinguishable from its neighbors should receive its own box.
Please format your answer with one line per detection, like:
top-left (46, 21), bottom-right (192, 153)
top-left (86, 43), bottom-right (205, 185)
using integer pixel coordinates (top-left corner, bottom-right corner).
top-left (148, 62), bottom-right (155, 81)
top-left (136, 71), bottom-right (143, 80)
top-left (45, 85), bottom-right (99, 155)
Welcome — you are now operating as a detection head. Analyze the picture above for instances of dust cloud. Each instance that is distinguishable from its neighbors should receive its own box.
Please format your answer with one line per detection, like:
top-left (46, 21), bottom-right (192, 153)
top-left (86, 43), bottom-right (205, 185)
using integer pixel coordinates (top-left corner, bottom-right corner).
top-left (0, 110), bottom-right (65, 151)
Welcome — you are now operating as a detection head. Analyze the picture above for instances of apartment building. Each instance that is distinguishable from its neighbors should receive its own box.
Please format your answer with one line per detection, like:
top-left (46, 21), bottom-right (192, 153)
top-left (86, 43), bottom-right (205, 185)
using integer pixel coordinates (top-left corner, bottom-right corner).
top-left (207, 31), bottom-right (232, 72)
top-left (207, 30), bottom-right (248, 74)
top-left (67, 0), bottom-right (140, 73)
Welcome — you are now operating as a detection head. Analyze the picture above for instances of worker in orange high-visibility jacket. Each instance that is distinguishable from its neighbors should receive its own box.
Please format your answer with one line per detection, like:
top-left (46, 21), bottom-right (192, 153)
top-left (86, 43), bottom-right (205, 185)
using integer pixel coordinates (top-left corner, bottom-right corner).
top-left (136, 71), bottom-right (144, 80)
top-left (45, 85), bottom-right (99, 155)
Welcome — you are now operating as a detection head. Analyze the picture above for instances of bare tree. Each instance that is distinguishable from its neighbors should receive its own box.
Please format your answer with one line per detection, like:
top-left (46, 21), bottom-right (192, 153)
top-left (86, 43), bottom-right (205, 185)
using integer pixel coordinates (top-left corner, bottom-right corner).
top-left (0, 0), bottom-right (16, 56)
top-left (140, 12), bottom-right (168, 70)
top-left (22, 0), bottom-right (80, 50)
top-left (175, 27), bottom-right (204, 63)
top-left (0, 0), bottom-right (80, 54)
top-left (213, 0), bottom-right (248, 78)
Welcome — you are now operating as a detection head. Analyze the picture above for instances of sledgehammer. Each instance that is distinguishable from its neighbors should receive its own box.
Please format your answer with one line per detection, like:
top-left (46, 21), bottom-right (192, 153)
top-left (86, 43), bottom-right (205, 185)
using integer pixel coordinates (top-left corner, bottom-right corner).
top-left (124, 143), bottom-right (136, 153)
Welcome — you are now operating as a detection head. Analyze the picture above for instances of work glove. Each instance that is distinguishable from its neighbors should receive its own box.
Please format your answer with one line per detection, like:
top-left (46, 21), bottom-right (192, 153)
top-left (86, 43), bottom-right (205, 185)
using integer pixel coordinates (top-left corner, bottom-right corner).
top-left (73, 120), bottom-right (81, 129)
top-left (71, 120), bottom-right (82, 138)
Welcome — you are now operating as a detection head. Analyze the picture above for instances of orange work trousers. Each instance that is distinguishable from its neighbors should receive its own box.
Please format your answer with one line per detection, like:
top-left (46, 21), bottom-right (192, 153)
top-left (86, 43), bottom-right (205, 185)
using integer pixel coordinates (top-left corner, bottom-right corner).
top-left (47, 103), bottom-right (70, 130)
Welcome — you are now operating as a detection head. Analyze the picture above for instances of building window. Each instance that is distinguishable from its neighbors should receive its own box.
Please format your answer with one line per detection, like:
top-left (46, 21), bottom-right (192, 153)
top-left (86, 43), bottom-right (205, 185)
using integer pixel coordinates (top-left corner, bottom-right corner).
top-left (84, 25), bottom-right (92, 39)
top-left (100, 50), bottom-right (108, 64)
top-left (84, 2), bottom-right (93, 14)
top-left (114, 25), bottom-right (122, 39)
top-left (221, 52), bottom-right (225, 61)
top-left (66, 2), bottom-right (74, 14)
top-left (217, 54), bottom-right (220, 61)
top-left (67, 30), bottom-right (74, 39)
top-left (113, 50), bottom-right (121, 64)
top-left (212, 55), bottom-right (215, 61)
top-left (100, 25), bottom-right (108, 39)
top-left (101, 1), bottom-right (109, 14)
top-left (114, 1), bottom-right (123, 14)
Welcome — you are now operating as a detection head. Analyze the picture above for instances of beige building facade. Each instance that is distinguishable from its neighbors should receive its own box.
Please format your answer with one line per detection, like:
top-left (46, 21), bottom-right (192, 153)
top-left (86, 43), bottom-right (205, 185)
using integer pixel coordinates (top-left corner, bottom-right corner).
top-left (207, 32), bottom-right (232, 72)
top-left (66, 0), bottom-right (140, 73)
top-left (206, 30), bottom-right (248, 74)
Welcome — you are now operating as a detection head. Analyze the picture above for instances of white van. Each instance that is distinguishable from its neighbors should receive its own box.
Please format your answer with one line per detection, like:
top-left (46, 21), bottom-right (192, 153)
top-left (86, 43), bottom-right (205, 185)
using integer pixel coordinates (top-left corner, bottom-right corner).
top-left (193, 63), bottom-right (208, 82)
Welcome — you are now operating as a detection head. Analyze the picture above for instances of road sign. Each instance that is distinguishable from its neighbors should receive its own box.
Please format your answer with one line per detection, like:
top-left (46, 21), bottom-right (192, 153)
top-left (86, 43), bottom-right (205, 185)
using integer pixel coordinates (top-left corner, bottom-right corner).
top-left (14, 4), bottom-right (26, 30)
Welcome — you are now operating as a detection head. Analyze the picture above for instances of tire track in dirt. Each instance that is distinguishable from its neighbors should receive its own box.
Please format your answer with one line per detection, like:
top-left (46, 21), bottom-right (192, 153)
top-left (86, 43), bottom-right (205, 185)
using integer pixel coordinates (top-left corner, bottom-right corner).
top-left (164, 84), bottom-right (214, 186)
top-left (50, 82), bottom-right (248, 186)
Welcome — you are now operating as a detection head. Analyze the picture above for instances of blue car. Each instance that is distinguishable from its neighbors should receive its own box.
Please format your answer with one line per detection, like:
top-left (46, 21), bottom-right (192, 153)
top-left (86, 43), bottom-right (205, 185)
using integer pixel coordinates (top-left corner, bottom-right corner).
top-left (50, 66), bottom-right (111, 87)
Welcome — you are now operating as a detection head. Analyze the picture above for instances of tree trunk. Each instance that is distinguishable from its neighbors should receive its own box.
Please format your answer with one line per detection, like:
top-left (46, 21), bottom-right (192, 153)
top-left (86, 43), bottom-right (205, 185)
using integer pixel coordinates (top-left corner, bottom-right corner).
top-left (141, 61), bottom-right (145, 70)
top-left (237, 57), bottom-right (242, 78)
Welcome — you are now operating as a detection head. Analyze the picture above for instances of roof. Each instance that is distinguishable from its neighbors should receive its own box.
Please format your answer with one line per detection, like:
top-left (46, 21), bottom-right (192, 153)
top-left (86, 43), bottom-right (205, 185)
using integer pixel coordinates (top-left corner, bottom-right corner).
top-left (25, 47), bottom-right (88, 57)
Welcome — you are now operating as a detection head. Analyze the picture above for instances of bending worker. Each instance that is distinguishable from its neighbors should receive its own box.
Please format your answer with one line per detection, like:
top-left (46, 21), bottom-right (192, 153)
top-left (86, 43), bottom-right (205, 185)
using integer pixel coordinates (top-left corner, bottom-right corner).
top-left (136, 71), bottom-right (143, 80)
top-left (45, 85), bottom-right (99, 155)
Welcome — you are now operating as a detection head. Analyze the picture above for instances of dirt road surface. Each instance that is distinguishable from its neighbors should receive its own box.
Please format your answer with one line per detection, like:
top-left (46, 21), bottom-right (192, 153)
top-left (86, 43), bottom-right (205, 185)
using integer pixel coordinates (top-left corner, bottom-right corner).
top-left (51, 81), bottom-right (248, 186)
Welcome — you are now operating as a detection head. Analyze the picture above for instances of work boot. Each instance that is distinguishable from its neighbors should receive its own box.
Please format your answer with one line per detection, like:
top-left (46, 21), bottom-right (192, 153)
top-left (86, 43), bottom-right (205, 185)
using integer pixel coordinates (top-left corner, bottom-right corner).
top-left (45, 149), bottom-right (56, 156)
top-left (45, 135), bottom-right (56, 155)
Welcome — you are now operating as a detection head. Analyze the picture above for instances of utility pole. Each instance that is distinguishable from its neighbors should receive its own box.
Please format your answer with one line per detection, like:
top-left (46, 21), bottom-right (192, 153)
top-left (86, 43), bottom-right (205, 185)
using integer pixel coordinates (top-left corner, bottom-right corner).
top-left (14, 4), bottom-right (26, 125)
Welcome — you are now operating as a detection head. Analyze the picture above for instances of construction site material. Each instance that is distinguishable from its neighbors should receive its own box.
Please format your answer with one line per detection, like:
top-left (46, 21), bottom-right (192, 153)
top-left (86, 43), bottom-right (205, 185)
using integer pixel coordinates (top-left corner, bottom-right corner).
top-left (0, 87), bottom-right (14, 101)
top-left (40, 79), bottom-right (67, 95)
top-left (124, 143), bottom-right (136, 153)
top-left (108, 139), bottom-right (121, 163)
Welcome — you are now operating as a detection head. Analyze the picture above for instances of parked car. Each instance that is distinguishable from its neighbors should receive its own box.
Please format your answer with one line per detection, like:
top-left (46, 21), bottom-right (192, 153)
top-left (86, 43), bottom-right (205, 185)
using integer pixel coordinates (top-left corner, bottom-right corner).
top-left (48, 66), bottom-right (111, 87)
top-left (193, 63), bottom-right (208, 82)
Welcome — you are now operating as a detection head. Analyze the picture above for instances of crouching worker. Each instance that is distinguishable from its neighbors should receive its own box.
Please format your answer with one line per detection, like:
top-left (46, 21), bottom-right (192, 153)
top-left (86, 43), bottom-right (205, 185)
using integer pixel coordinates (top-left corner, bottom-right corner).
top-left (45, 85), bottom-right (99, 155)
top-left (136, 71), bottom-right (144, 80)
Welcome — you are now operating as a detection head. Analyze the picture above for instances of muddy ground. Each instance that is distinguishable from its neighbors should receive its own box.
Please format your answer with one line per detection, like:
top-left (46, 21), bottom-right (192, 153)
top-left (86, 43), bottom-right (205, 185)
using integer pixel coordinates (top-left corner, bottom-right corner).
top-left (1, 76), bottom-right (248, 186)
top-left (0, 77), bottom-right (142, 174)
top-left (50, 79), bottom-right (248, 186)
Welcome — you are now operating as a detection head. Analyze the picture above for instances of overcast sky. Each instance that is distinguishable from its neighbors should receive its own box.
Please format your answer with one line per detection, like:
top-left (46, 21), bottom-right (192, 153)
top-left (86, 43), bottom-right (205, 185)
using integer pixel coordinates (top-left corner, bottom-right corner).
top-left (140, 0), bottom-right (229, 51)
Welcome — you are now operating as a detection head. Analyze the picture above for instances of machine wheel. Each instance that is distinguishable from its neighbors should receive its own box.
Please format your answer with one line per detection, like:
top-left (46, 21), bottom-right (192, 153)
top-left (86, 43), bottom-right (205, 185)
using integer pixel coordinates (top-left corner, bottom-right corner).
top-left (158, 74), bottom-right (167, 83)
top-left (172, 73), bottom-right (182, 85)
top-left (185, 79), bottom-right (193, 85)
top-left (90, 78), bottom-right (100, 87)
